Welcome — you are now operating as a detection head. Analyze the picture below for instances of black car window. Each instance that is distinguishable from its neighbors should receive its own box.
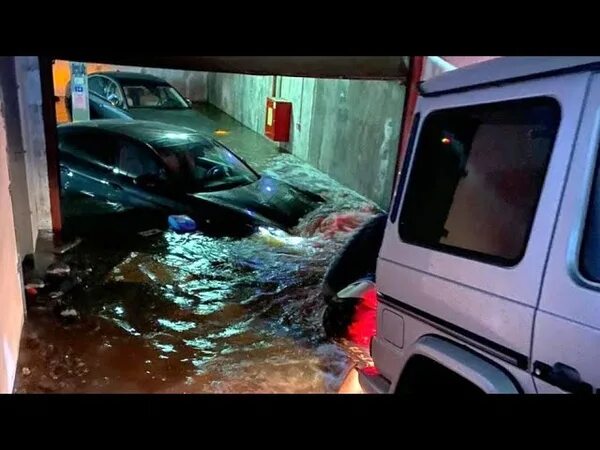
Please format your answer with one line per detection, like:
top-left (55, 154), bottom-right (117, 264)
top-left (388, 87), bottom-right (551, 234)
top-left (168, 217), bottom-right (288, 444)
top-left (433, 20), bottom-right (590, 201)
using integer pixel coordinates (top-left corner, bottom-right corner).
top-left (59, 129), bottom-right (118, 167)
top-left (121, 83), bottom-right (189, 109)
top-left (88, 76), bottom-right (106, 97)
top-left (117, 140), bottom-right (163, 179)
top-left (398, 97), bottom-right (560, 266)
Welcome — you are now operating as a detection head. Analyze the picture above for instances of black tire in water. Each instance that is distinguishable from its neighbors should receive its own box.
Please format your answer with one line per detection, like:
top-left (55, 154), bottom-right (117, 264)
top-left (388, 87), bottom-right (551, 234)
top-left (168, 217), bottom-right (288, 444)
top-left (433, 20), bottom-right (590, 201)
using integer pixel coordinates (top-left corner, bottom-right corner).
top-left (321, 212), bottom-right (388, 338)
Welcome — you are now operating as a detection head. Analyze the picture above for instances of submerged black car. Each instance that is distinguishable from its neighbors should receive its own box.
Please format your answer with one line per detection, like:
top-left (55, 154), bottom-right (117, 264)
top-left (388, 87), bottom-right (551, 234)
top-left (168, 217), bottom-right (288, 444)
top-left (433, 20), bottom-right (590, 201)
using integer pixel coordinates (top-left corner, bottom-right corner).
top-left (58, 120), bottom-right (323, 234)
top-left (65, 72), bottom-right (216, 131)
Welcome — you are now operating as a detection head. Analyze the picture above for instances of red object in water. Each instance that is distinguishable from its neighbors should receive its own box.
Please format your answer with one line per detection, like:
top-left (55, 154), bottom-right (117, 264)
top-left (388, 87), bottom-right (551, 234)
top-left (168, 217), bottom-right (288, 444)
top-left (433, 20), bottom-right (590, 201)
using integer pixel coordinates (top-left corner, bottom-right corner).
top-left (346, 287), bottom-right (378, 347)
top-left (303, 209), bottom-right (374, 238)
top-left (25, 287), bottom-right (38, 303)
top-left (362, 365), bottom-right (380, 376)
top-left (265, 97), bottom-right (292, 142)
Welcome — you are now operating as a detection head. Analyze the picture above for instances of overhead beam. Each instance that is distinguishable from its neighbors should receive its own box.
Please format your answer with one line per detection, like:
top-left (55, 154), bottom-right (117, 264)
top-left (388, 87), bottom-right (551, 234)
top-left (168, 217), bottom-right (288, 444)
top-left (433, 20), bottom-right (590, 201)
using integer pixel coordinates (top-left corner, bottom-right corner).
top-left (51, 56), bottom-right (410, 81)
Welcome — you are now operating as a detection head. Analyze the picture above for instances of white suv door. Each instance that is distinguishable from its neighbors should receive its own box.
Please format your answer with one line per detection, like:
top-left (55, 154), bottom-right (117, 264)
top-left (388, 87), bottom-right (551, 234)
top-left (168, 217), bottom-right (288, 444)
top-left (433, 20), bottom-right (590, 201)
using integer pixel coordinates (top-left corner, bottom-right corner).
top-left (533, 73), bottom-right (600, 394)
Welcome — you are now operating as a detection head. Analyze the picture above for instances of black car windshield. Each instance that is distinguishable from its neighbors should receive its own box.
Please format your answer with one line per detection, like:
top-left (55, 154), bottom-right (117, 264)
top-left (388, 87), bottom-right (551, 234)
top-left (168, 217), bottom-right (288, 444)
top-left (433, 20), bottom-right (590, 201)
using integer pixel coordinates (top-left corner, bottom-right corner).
top-left (122, 83), bottom-right (189, 109)
top-left (154, 137), bottom-right (259, 192)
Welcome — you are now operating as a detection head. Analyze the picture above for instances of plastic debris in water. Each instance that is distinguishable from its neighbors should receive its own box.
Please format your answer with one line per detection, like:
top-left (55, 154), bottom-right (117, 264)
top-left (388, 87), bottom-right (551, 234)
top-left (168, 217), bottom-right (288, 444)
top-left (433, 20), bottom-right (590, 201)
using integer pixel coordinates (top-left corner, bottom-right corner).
top-left (53, 237), bottom-right (82, 255)
top-left (214, 129), bottom-right (230, 136)
top-left (25, 279), bottom-right (45, 289)
top-left (256, 227), bottom-right (287, 248)
top-left (46, 262), bottom-right (71, 277)
top-left (255, 227), bottom-right (306, 249)
top-left (60, 308), bottom-right (79, 318)
top-left (168, 215), bottom-right (197, 233)
top-left (138, 229), bottom-right (163, 237)
top-left (296, 207), bottom-right (376, 238)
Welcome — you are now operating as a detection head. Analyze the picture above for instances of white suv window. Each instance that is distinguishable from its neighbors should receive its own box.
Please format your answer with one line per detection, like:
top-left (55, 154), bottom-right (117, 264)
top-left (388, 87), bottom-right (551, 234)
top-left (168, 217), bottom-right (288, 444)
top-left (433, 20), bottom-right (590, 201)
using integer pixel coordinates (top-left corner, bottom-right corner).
top-left (398, 97), bottom-right (560, 266)
top-left (580, 150), bottom-right (600, 281)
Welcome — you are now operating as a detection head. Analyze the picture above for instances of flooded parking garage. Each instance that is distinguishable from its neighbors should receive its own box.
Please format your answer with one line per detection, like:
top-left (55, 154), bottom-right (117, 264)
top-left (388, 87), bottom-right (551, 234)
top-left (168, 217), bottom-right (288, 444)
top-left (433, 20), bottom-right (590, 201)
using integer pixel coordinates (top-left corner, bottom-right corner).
top-left (4, 59), bottom-right (407, 394)
top-left (15, 152), bottom-right (379, 393)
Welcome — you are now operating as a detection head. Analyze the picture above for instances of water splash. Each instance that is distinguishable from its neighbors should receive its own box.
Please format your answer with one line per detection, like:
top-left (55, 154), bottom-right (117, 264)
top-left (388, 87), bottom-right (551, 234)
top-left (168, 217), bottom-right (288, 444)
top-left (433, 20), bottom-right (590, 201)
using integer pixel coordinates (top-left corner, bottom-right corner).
top-left (16, 154), bottom-right (380, 393)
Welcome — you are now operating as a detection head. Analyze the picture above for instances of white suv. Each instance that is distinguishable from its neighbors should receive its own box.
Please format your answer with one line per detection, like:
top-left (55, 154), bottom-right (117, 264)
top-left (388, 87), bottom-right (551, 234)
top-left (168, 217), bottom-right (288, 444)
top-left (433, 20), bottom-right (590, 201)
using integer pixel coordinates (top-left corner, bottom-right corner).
top-left (361, 57), bottom-right (600, 394)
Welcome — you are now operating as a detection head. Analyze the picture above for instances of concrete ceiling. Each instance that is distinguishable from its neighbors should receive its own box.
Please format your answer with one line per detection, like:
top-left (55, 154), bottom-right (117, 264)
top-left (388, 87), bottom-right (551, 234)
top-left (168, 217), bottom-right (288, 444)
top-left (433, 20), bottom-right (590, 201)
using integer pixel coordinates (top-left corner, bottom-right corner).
top-left (52, 56), bottom-right (410, 81)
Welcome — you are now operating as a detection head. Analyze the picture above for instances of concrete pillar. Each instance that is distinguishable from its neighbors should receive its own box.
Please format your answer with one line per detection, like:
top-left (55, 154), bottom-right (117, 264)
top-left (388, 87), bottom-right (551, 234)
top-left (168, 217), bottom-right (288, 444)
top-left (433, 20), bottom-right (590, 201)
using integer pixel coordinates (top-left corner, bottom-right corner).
top-left (0, 62), bottom-right (26, 393)
top-left (0, 58), bottom-right (35, 259)
top-left (15, 57), bottom-right (52, 234)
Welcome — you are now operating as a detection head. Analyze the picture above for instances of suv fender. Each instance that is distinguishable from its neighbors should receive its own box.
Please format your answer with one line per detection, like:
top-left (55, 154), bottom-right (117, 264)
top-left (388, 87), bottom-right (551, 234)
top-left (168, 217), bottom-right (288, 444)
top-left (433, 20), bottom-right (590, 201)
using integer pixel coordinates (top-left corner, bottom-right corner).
top-left (395, 335), bottom-right (522, 394)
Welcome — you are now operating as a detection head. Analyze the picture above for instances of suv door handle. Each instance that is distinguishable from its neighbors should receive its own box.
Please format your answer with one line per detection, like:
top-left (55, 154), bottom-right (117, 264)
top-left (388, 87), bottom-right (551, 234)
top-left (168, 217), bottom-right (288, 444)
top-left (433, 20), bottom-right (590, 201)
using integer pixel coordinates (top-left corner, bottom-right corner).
top-left (533, 361), bottom-right (594, 394)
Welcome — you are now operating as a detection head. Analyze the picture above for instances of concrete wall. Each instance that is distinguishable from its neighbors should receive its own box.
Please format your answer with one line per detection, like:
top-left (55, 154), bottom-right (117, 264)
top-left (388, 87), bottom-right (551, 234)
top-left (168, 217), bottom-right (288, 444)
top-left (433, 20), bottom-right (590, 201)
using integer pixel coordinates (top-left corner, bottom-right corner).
top-left (307, 79), bottom-right (404, 208)
top-left (0, 73), bottom-right (26, 393)
top-left (207, 73), bottom-right (405, 208)
top-left (207, 72), bottom-right (274, 135)
top-left (0, 56), bottom-right (49, 392)
top-left (0, 57), bottom-right (51, 260)
top-left (278, 76), bottom-right (316, 161)
top-left (0, 60), bottom-right (34, 257)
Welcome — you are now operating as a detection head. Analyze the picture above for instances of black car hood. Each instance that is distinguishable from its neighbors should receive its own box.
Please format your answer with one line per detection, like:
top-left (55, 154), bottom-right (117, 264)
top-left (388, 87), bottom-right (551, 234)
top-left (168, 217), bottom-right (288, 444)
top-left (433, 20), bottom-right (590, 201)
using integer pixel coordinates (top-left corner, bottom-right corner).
top-left (189, 175), bottom-right (322, 230)
top-left (128, 108), bottom-right (217, 133)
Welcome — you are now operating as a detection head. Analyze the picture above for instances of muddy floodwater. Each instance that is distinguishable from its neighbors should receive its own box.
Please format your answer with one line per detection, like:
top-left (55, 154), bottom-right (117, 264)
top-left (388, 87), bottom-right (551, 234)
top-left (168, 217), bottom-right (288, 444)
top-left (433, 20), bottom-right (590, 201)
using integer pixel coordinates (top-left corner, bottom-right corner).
top-left (15, 154), bottom-right (378, 393)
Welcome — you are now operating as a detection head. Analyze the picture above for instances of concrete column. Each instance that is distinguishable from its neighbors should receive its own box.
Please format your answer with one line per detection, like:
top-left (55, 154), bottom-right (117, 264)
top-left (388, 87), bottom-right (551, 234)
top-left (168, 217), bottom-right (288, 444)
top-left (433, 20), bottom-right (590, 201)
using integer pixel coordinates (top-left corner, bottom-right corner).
top-left (0, 62), bottom-right (26, 393)
top-left (15, 57), bottom-right (52, 234)
top-left (0, 58), bottom-right (35, 259)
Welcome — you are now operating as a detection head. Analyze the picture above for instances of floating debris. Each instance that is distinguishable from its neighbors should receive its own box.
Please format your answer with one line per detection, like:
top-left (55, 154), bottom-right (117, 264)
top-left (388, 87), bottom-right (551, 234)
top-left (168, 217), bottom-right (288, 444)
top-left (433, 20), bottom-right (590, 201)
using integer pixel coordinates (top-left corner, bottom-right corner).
top-left (25, 279), bottom-right (45, 290)
top-left (138, 229), bottom-right (163, 238)
top-left (46, 262), bottom-right (71, 277)
top-left (60, 308), bottom-right (79, 318)
top-left (168, 215), bottom-right (197, 233)
top-left (53, 237), bottom-right (82, 255)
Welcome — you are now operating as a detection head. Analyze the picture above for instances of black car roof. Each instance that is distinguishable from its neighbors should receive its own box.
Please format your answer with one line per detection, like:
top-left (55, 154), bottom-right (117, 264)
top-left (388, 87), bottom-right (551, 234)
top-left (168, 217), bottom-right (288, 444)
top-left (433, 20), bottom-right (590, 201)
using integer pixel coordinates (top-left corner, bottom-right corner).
top-left (89, 71), bottom-right (171, 85)
top-left (58, 120), bottom-right (212, 148)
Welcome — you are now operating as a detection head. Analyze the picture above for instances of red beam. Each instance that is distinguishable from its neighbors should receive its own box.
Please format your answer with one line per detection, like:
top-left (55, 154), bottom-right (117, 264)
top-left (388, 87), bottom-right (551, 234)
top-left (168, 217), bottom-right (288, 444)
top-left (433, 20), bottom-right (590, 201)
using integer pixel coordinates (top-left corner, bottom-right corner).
top-left (388, 56), bottom-right (425, 210)
top-left (396, 56), bottom-right (425, 176)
